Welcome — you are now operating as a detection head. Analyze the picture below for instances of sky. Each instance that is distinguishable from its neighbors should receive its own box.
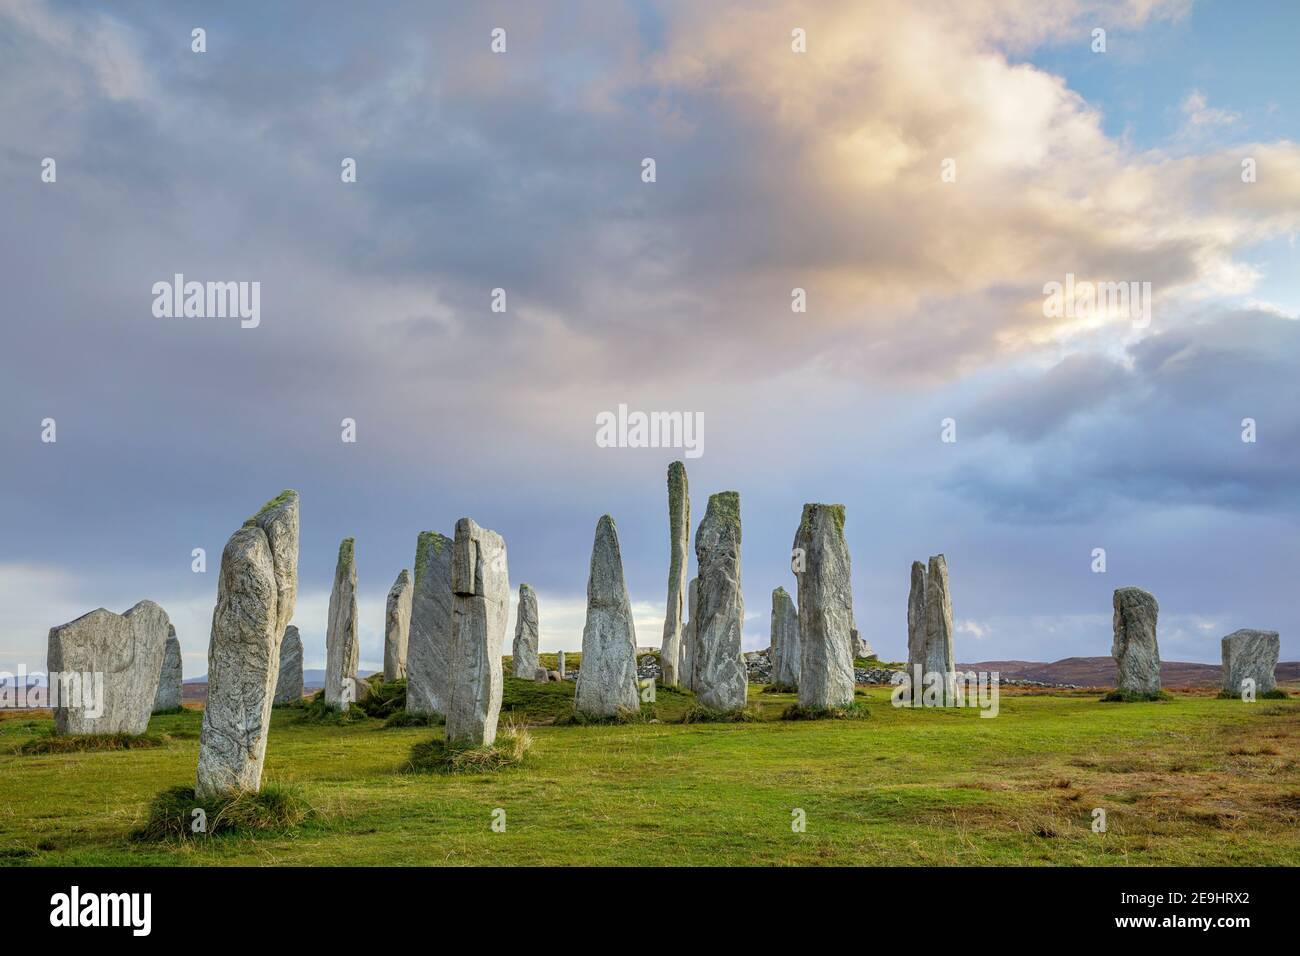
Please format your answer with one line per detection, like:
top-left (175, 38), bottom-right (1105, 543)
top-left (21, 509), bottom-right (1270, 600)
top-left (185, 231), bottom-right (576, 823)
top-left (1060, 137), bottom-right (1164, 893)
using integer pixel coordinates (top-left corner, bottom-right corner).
top-left (2, 0), bottom-right (1299, 678)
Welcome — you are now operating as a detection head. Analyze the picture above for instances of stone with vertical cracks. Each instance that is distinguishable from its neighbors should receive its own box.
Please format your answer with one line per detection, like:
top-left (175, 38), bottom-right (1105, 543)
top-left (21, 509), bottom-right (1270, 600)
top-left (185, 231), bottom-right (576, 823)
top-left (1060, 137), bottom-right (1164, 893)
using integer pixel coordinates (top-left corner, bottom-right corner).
top-left (274, 625), bottom-right (303, 704)
top-left (694, 493), bottom-right (747, 712)
top-left (575, 515), bottom-right (641, 717)
top-left (513, 583), bottom-right (540, 678)
top-left (325, 538), bottom-right (359, 710)
top-left (153, 625), bottom-right (183, 713)
top-left (659, 461), bottom-right (689, 687)
top-left (407, 531), bottom-right (454, 717)
top-left (384, 569), bottom-right (413, 682)
top-left (445, 519), bottom-right (509, 747)
top-left (1221, 628), bottom-right (1278, 696)
top-left (681, 577), bottom-right (699, 691)
top-left (48, 600), bottom-right (171, 735)
top-left (1111, 587), bottom-right (1160, 696)
top-left (794, 503), bottom-right (855, 710)
top-left (770, 587), bottom-right (800, 688)
top-left (197, 490), bottom-right (299, 798)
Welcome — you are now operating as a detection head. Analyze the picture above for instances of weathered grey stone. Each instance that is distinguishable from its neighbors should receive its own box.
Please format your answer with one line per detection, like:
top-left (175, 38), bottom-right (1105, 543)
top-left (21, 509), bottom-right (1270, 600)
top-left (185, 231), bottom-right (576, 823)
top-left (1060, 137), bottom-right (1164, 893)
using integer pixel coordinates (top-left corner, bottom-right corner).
top-left (383, 569), bottom-right (413, 682)
top-left (770, 587), bottom-right (800, 688)
top-left (547, 670), bottom-right (563, 682)
top-left (48, 600), bottom-right (171, 735)
top-left (445, 518), bottom-right (509, 747)
top-left (325, 538), bottom-right (359, 710)
top-left (575, 515), bottom-right (641, 717)
top-left (407, 531), bottom-right (454, 717)
top-left (924, 554), bottom-right (956, 703)
top-left (152, 625), bottom-right (183, 713)
top-left (850, 628), bottom-right (875, 659)
top-left (659, 461), bottom-right (690, 687)
top-left (906, 560), bottom-right (927, 678)
top-left (681, 577), bottom-right (699, 691)
top-left (694, 492), bottom-right (747, 712)
top-left (557, 650), bottom-right (566, 680)
top-left (533, 667), bottom-right (549, 684)
top-left (197, 490), bottom-right (299, 798)
top-left (1221, 628), bottom-right (1278, 696)
top-left (274, 625), bottom-right (303, 704)
top-left (512, 583), bottom-right (540, 678)
top-left (793, 503), bottom-right (855, 710)
top-left (1111, 587), bottom-right (1160, 696)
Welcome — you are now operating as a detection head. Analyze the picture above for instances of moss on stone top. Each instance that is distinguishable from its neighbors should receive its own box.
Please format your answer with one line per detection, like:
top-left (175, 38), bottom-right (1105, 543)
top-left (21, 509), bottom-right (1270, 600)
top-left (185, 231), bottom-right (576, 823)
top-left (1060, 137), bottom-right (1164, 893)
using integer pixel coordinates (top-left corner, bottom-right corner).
top-left (414, 531), bottom-right (450, 582)
top-left (798, 502), bottom-right (845, 539)
top-left (338, 537), bottom-right (355, 563)
top-left (243, 489), bottom-right (298, 527)
top-left (706, 491), bottom-right (740, 526)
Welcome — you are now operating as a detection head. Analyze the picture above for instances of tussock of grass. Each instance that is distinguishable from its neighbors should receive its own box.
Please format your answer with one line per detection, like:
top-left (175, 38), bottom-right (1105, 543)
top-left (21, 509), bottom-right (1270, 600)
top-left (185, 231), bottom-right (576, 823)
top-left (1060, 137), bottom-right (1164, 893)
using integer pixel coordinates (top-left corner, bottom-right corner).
top-left (403, 723), bottom-right (533, 774)
top-left (1215, 689), bottom-right (1288, 700)
top-left (383, 710), bottom-right (443, 729)
top-left (762, 682), bottom-right (798, 695)
top-left (133, 782), bottom-right (312, 841)
top-left (781, 700), bottom-right (871, 721)
top-left (556, 707), bottom-right (653, 726)
top-left (150, 706), bottom-right (187, 717)
top-left (356, 679), bottom-right (407, 718)
top-left (680, 704), bottom-right (760, 724)
top-left (296, 691), bottom-right (371, 724)
top-left (1100, 689), bottom-right (1174, 703)
top-left (17, 732), bottom-right (166, 756)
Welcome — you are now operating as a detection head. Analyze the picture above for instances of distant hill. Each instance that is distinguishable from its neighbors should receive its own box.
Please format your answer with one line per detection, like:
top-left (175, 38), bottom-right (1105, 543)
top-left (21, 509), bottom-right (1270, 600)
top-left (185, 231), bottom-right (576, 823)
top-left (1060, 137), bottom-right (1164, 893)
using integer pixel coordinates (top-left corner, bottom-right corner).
top-left (960, 656), bottom-right (1300, 687)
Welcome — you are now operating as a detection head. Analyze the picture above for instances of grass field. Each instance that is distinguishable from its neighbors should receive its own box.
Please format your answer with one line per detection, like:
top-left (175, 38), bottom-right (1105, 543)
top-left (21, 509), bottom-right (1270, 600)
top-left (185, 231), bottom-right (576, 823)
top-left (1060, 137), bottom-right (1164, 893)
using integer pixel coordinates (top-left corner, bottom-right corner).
top-left (2, 679), bottom-right (1298, 866)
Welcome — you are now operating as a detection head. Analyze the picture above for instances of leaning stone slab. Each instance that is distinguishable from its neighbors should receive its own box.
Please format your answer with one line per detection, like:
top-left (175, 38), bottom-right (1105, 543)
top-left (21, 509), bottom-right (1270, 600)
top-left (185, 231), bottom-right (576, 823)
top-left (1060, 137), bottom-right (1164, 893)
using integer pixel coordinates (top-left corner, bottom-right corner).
top-left (694, 492), bottom-right (748, 712)
top-left (659, 461), bottom-right (690, 687)
top-left (793, 503), bottom-right (855, 710)
top-left (48, 600), bottom-right (171, 735)
top-left (512, 583), bottom-right (540, 678)
top-left (770, 587), bottom-right (800, 688)
top-left (274, 625), bottom-right (303, 705)
top-left (325, 538), bottom-right (359, 710)
top-left (1111, 587), bottom-right (1160, 697)
top-left (406, 531), bottom-right (454, 717)
top-left (384, 569), bottom-right (413, 682)
top-left (1221, 628), bottom-right (1279, 697)
top-left (153, 624), bottom-right (183, 713)
top-left (575, 515), bottom-right (641, 717)
top-left (445, 519), bottom-right (509, 747)
top-left (197, 490), bottom-right (299, 799)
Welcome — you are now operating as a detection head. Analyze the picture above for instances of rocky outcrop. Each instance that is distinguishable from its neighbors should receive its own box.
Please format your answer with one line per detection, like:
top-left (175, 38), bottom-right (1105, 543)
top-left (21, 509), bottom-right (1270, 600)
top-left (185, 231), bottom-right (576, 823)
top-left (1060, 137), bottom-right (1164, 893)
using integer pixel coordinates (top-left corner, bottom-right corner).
top-left (1111, 587), bottom-right (1160, 696)
top-left (793, 503), bottom-right (855, 710)
top-left (693, 492), bottom-right (747, 712)
top-left (407, 531), bottom-right (454, 717)
top-left (445, 519), bottom-right (509, 747)
top-left (325, 538), bottom-right (359, 710)
top-left (274, 625), bottom-right (303, 704)
top-left (659, 461), bottom-right (690, 687)
top-left (512, 583), bottom-right (540, 678)
top-left (1221, 628), bottom-right (1279, 697)
top-left (769, 587), bottom-right (800, 687)
top-left (575, 515), bottom-right (641, 717)
top-left (383, 569), bottom-right (413, 682)
top-left (153, 624), bottom-right (183, 713)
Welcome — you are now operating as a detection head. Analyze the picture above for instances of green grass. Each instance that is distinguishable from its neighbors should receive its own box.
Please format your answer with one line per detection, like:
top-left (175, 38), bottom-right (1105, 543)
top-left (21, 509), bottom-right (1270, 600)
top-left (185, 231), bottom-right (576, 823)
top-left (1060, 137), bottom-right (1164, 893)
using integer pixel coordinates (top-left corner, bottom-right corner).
top-left (134, 782), bottom-right (313, 841)
top-left (781, 700), bottom-right (871, 721)
top-left (16, 732), bottom-right (168, 756)
top-left (404, 723), bottom-right (534, 774)
top-left (2, 685), bottom-right (1299, 865)
top-left (1100, 689), bottom-right (1175, 703)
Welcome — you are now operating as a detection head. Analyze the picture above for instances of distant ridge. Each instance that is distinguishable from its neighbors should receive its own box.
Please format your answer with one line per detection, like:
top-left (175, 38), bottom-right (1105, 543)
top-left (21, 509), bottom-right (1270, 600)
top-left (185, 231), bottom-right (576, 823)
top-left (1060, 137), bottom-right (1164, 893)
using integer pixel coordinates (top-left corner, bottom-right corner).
top-left (960, 656), bottom-right (1300, 687)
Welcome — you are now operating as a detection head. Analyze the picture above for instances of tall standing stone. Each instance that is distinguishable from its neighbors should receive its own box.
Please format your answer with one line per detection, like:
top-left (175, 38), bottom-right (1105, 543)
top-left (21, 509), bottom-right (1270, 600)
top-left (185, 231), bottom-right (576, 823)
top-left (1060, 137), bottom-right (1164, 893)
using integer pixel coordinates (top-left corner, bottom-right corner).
top-left (383, 569), bottom-right (413, 682)
top-left (48, 600), bottom-right (171, 735)
top-left (694, 492), bottom-right (747, 712)
top-left (1221, 628), bottom-right (1278, 697)
top-left (906, 561), bottom-right (927, 678)
top-left (770, 587), bottom-right (800, 688)
top-left (407, 531), bottom-right (455, 716)
top-left (152, 624), bottom-right (183, 713)
top-left (274, 625), bottom-right (303, 704)
top-left (557, 650), bottom-right (566, 680)
top-left (1111, 587), bottom-right (1160, 697)
top-left (325, 538), bottom-right (359, 710)
top-left (681, 577), bottom-right (699, 691)
top-left (659, 461), bottom-right (690, 687)
top-left (512, 583), bottom-right (540, 678)
top-left (923, 554), bottom-right (956, 703)
top-left (445, 518), bottom-right (509, 747)
top-left (197, 490), bottom-right (299, 798)
top-left (575, 515), bottom-right (641, 717)
top-left (793, 503), bottom-right (855, 710)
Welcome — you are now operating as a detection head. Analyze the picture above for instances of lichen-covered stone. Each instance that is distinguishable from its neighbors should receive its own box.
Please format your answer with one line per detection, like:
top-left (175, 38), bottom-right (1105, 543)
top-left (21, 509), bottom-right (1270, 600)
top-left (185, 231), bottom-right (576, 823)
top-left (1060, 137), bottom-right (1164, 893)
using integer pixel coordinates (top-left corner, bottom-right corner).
top-left (407, 531), bottom-right (454, 717)
top-left (197, 490), bottom-right (299, 798)
top-left (659, 461), bottom-right (690, 687)
top-left (793, 503), bottom-right (854, 710)
top-left (274, 625), bottom-right (303, 704)
top-left (153, 625), bottom-right (183, 713)
top-left (325, 538), bottom-right (359, 710)
top-left (445, 518), bottom-right (509, 747)
top-left (48, 600), bottom-right (171, 735)
top-left (1221, 628), bottom-right (1278, 696)
top-left (906, 560), bottom-right (927, 677)
top-left (923, 554), bottom-right (956, 703)
top-left (694, 492), bottom-right (747, 712)
top-left (384, 569), bottom-right (413, 682)
top-left (770, 587), bottom-right (800, 687)
top-left (575, 515), bottom-right (641, 717)
top-left (512, 583), bottom-right (540, 678)
top-left (1111, 587), bottom-right (1160, 696)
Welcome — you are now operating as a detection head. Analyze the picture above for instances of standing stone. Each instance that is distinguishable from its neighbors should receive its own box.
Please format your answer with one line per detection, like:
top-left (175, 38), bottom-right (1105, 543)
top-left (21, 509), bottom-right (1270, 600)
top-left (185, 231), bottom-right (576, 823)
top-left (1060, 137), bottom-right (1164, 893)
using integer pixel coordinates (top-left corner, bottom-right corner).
top-left (659, 461), bottom-right (690, 687)
top-left (557, 650), bottom-right (567, 680)
top-left (1111, 587), bottom-right (1160, 697)
top-left (197, 490), bottom-right (299, 798)
top-left (681, 576), bottom-right (699, 691)
top-left (274, 625), bottom-right (303, 704)
top-left (512, 583), bottom-right (540, 678)
top-left (575, 515), bottom-right (641, 717)
top-left (445, 519), bottom-right (509, 747)
top-left (793, 503), bottom-right (855, 710)
top-left (770, 587), bottom-right (800, 688)
top-left (407, 531), bottom-right (454, 717)
top-left (694, 492), bottom-right (747, 712)
top-left (906, 561), bottom-right (927, 679)
top-left (924, 554), bottom-right (956, 703)
top-left (383, 569), bottom-right (413, 682)
top-left (1221, 628), bottom-right (1278, 697)
top-left (850, 628), bottom-right (875, 659)
top-left (325, 538), bottom-right (359, 710)
top-left (48, 600), bottom-right (171, 735)
top-left (152, 625), bottom-right (183, 713)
